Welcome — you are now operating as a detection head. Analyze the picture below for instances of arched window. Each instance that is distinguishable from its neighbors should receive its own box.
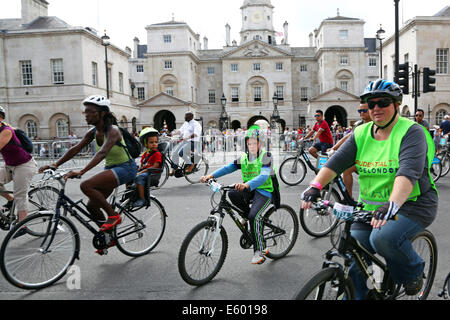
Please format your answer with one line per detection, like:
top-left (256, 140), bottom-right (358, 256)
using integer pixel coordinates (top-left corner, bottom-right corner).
top-left (25, 120), bottom-right (37, 139)
top-left (56, 119), bottom-right (69, 138)
top-left (436, 109), bottom-right (447, 125)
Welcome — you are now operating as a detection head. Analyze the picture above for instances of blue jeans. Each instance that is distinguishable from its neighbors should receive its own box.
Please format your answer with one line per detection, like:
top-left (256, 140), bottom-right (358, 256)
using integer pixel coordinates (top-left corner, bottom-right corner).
top-left (349, 214), bottom-right (425, 300)
top-left (105, 160), bottom-right (138, 186)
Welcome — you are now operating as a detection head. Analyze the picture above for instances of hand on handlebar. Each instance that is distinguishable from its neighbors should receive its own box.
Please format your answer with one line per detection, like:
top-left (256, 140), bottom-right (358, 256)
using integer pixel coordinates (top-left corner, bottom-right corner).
top-left (64, 170), bottom-right (83, 181)
top-left (371, 201), bottom-right (400, 229)
top-left (235, 183), bottom-right (250, 192)
top-left (301, 186), bottom-right (321, 209)
top-left (200, 175), bottom-right (214, 184)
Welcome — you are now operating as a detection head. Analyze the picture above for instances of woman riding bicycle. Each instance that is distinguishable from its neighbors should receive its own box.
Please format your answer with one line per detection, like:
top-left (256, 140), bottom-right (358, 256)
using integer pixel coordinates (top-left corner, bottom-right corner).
top-left (301, 79), bottom-right (438, 299)
top-left (201, 125), bottom-right (275, 265)
top-left (39, 95), bottom-right (138, 233)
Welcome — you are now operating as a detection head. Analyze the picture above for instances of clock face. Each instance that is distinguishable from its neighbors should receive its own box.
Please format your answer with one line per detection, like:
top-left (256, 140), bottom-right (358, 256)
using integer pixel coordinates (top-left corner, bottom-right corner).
top-left (251, 12), bottom-right (263, 23)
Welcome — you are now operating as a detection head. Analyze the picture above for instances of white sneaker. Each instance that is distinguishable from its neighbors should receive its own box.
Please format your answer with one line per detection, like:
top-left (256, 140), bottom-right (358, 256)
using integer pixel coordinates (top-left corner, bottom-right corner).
top-left (251, 249), bottom-right (269, 265)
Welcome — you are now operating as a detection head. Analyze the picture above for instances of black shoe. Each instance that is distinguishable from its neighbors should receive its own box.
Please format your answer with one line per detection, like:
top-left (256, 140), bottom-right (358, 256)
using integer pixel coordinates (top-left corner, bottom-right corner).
top-left (12, 227), bottom-right (28, 239)
top-left (404, 275), bottom-right (424, 296)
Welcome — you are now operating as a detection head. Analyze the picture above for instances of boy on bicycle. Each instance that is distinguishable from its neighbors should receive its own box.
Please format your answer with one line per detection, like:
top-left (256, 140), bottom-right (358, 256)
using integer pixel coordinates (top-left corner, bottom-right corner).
top-left (134, 128), bottom-right (163, 207)
top-left (201, 125), bottom-right (275, 265)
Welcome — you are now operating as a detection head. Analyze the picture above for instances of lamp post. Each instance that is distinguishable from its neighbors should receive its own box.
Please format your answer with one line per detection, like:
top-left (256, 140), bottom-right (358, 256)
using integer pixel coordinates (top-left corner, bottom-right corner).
top-left (101, 31), bottom-right (111, 99)
top-left (219, 94), bottom-right (230, 131)
top-left (376, 24), bottom-right (385, 79)
top-left (270, 92), bottom-right (280, 130)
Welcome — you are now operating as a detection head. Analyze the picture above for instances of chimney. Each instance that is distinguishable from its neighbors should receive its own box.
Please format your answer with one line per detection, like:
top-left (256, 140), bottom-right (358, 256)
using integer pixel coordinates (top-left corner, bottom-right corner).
top-left (225, 23), bottom-right (231, 46)
top-left (309, 32), bottom-right (314, 47)
top-left (21, 0), bottom-right (48, 25)
top-left (283, 21), bottom-right (289, 45)
top-left (203, 36), bottom-right (208, 50)
top-left (133, 37), bottom-right (140, 59)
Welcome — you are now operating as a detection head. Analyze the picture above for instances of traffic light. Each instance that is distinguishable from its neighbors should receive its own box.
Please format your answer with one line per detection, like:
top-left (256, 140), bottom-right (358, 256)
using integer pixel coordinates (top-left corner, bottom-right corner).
top-left (396, 62), bottom-right (409, 95)
top-left (423, 67), bottom-right (436, 93)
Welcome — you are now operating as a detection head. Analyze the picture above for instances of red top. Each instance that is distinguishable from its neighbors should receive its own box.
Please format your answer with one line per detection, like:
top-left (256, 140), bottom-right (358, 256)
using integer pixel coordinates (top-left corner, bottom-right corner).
top-left (140, 151), bottom-right (162, 172)
top-left (313, 121), bottom-right (334, 144)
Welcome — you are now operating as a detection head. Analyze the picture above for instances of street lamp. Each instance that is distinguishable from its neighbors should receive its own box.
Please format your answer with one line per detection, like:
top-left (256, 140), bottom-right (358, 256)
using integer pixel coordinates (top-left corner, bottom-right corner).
top-left (101, 31), bottom-right (111, 98)
top-left (270, 92), bottom-right (280, 130)
top-left (219, 93), bottom-right (230, 131)
top-left (376, 24), bottom-right (385, 79)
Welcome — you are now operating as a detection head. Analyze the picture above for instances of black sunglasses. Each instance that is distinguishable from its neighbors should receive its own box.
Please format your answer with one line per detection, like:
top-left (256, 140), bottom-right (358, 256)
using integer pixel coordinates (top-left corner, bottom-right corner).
top-left (367, 98), bottom-right (394, 110)
top-left (314, 114), bottom-right (321, 117)
top-left (358, 109), bottom-right (368, 113)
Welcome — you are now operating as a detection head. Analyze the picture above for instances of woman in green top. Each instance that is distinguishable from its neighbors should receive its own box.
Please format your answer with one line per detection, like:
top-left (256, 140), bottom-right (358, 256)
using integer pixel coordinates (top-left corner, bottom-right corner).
top-left (39, 95), bottom-right (138, 235)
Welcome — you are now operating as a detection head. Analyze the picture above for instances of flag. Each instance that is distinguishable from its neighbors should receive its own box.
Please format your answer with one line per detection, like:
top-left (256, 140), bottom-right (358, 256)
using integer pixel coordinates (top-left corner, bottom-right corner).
top-left (276, 31), bottom-right (283, 37)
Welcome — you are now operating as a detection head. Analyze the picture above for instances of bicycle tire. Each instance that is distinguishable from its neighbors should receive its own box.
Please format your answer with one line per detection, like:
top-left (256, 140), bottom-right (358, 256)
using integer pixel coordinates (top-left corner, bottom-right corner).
top-left (279, 157), bottom-right (307, 186)
top-left (178, 220), bottom-right (228, 286)
top-left (184, 155), bottom-right (209, 184)
top-left (437, 152), bottom-right (449, 177)
top-left (293, 267), bottom-right (356, 300)
top-left (151, 161), bottom-right (170, 190)
top-left (394, 229), bottom-right (438, 300)
top-left (299, 188), bottom-right (341, 238)
top-left (431, 160), bottom-right (442, 182)
top-left (264, 204), bottom-right (299, 260)
top-left (0, 213), bottom-right (80, 290)
top-left (115, 197), bottom-right (167, 257)
top-left (28, 185), bottom-right (60, 212)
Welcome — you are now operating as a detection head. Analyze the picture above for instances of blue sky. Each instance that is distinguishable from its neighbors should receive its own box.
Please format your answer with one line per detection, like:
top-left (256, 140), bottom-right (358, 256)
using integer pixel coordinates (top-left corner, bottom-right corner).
top-left (2, 0), bottom-right (449, 50)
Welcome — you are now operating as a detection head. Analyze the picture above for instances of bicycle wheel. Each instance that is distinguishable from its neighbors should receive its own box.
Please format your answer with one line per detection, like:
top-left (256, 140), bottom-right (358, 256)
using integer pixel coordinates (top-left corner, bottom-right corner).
top-left (152, 161), bottom-right (170, 190)
top-left (115, 197), bottom-right (167, 257)
top-left (279, 157), bottom-right (307, 186)
top-left (264, 204), bottom-right (299, 260)
top-left (293, 267), bottom-right (356, 300)
top-left (178, 219), bottom-right (228, 286)
top-left (394, 230), bottom-right (438, 300)
top-left (185, 155), bottom-right (209, 184)
top-left (28, 185), bottom-right (60, 212)
top-left (299, 187), bottom-right (341, 237)
top-left (430, 160), bottom-right (442, 182)
top-left (0, 213), bottom-right (80, 290)
top-left (438, 153), bottom-right (449, 177)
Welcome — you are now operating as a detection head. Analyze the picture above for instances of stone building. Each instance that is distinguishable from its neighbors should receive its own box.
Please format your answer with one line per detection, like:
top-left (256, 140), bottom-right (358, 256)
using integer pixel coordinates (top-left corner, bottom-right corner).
top-left (0, 0), bottom-right (138, 139)
top-left (131, 0), bottom-right (380, 132)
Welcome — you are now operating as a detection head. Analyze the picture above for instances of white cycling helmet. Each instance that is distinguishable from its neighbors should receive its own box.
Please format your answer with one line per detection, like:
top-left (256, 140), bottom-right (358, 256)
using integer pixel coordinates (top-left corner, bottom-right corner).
top-left (0, 106), bottom-right (5, 117)
top-left (83, 95), bottom-right (110, 112)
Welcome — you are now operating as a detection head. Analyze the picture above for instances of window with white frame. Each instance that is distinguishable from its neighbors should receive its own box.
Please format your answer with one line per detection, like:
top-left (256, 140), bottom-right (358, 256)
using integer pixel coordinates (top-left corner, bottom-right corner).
top-left (51, 59), bottom-right (64, 84)
top-left (300, 87), bottom-right (308, 101)
top-left (436, 109), bottom-right (447, 125)
top-left (437, 48), bottom-right (448, 74)
top-left (56, 119), bottom-right (69, 138)
top-left (137, 87), bottom-right (145, 100)
top-left (164, 60), bottom-right (173, 69)
top-left (25, 120), bottom-right (37, 138)
top-left (254, 86), bottom-right (262, 102)
top-left (92, 62), bottom-right (98, 86)
top-left (165, 86), bottom-right (174, 96)
top-left (369, 57), bottom-right (377, 67)
top-left (119, 72), bottom-right (124, 93)
top-left (136, 65), bottom-right (144, 73)
top-left (340, 81), bottom-right (348, 91)
top-left (253, 63), bottom-right (261, 71)
top-left (340, 56), bottom-right (349, 65)
top-left (163, 35), bottom-right (172, 43)
top-left (208, 90), bottom-right (216, 104)
top-left (207, 67), bottom-right (215, 75)
top-left (231, 63), bottom-right (238, 72)
top-left (300, 65), bottom-right (308, 72)
top-left (276, 85), bottom-right (284, 100)
top-left (339, 30), bottom-right (348, 40)
top-left (20, 60), bottom-right (33, 86)
top-left (276, 62), bottom-right (283, 71)
top-left (231, 87), bottom-right (239, 102)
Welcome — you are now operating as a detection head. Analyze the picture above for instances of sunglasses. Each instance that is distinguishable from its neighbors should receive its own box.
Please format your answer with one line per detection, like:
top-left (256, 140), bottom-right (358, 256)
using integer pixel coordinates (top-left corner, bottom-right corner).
top-left (367, 98), bottom-right (394, 110)
top-left (358, 109), bottom-right (368, 113)
top-left (314, 114), bottom-right (321, 118)
top-left (415, 114), bottom-right (423, 117)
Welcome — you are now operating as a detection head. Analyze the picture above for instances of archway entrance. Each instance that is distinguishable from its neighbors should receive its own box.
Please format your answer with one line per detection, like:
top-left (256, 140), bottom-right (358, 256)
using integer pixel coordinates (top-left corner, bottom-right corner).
top-left (325, 105), bottom-right (348, 128)
top-left (247, 115), bottom-right (269, 129)
top-left (154, 110), bottom-right (176, 132)
top-left (231, 120), bottom-right (241, 131)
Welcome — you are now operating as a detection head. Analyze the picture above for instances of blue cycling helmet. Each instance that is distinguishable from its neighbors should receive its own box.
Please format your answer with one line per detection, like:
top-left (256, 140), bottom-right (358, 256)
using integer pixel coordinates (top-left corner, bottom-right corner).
top-left (360, 79), bottom-right (403, 104)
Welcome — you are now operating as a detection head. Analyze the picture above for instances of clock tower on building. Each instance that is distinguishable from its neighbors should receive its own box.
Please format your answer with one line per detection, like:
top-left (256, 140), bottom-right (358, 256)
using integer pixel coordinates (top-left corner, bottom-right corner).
top-left (240, 0), bottom-right (276, 45)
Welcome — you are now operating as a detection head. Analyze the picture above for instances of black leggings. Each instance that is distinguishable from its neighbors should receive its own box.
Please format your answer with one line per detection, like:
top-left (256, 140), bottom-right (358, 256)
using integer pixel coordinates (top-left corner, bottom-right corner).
top-left (228, 189), bottom-right (272, 252)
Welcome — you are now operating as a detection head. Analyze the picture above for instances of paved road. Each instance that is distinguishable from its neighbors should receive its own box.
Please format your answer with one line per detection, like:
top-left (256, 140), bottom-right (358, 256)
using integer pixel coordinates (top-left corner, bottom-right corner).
top-left (0, 153), bottom-right (449, 301)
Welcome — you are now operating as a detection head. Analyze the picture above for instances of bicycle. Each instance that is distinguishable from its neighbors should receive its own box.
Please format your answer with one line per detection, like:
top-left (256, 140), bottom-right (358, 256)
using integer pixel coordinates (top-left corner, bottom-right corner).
top-left (153, 138), bottom-right (209, 189)
top-left (0, 169), bottom-right (61, 232)
top-left (278, 140), bottom-right (316, 186)
top-left (293, 200), bottom-right (438, 300)
top-left (0, 169), bottom-right (167, 290)
top-left (438, 272), bottom-right (450, 299)
top-left (177, 179), bottom-right (299, 286)
top-left (431, 155), bottom-right (443, 182)
top-left (436, 138), bottom-right (449, 178)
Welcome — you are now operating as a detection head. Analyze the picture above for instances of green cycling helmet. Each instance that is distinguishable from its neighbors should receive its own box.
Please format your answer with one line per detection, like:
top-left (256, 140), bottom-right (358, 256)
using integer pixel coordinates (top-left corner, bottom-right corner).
top-left (246, 125), bottom-right (261, 140)
top-left (139, 127), bottom-right (159, 145)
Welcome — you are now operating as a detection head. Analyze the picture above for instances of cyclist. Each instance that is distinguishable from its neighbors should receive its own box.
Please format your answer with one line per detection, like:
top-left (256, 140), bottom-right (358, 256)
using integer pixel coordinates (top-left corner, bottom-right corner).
top-left (39, 95), bottom-right (138, 234)
top-left (200, 125), bottom-right (275, 265)
top-left (302, 110), bottom-right (334, 159)
top-left (134, 127), bottom-right (162, 207)
top-left (301, 79), bottom-right (438, 299)
top-left (327, 102), bottom-right (372, 198)
top-left (0, 106), bottom-right (37, 226)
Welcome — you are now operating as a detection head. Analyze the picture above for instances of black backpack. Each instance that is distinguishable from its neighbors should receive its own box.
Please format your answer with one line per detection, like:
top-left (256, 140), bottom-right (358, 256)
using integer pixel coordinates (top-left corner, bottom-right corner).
top-left (0, 124), bottom-right (33, 154)
top-left (93, 126), bottom-right (142, 159)
top-left (271, 173), bottom-right (281, 209)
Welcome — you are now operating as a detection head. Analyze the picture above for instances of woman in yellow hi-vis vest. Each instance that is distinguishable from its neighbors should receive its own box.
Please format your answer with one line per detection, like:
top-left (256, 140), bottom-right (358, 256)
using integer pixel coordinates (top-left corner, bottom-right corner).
top-left (301, 80), bottom-right (438, 299)
top-left (201, 126), bottom-right (275, 265)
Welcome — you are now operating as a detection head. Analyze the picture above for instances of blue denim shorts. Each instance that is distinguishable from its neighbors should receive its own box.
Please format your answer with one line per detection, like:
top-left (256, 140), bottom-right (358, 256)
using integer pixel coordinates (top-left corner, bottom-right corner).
top-left (105, 160), bottom-right (138, 186)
